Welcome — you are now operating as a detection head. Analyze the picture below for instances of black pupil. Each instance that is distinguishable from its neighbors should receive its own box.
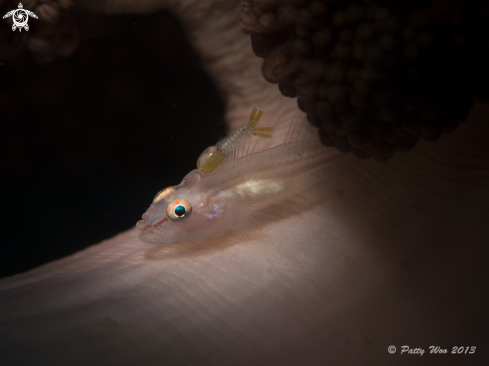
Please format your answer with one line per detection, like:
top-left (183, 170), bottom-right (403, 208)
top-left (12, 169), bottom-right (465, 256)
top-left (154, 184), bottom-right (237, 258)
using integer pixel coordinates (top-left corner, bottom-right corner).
top-left (174, 205), bottom-right (186, 217)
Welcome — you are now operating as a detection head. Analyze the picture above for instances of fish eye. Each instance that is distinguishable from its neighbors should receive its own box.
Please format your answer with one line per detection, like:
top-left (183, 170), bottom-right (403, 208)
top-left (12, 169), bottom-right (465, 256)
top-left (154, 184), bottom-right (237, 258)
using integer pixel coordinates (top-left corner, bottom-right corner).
top-left (166, 198), bottom-right (192, 222)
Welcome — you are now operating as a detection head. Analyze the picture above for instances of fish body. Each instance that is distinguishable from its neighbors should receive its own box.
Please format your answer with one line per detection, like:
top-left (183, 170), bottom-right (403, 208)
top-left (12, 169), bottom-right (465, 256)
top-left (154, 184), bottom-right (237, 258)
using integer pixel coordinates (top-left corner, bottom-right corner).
top-left (137, 132), bottom-right (346, 245)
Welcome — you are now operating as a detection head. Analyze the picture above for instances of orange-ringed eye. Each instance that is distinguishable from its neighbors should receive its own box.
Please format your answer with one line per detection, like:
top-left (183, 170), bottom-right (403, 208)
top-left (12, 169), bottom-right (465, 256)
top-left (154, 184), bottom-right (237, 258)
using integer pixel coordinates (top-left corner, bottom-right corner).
top-left (167, 198), bottom-right (192, 222)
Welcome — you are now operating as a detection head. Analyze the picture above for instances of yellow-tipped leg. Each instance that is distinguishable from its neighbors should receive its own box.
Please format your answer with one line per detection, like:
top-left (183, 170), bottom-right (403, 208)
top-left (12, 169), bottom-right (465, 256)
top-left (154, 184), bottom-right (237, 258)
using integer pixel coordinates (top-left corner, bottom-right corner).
top-left (254, 132), bottom-right (273, 139)
top-left (253, 127), bottom-right (273, 132)
top-left (249, 108), bottom-right (264, 127)
top-left (254, 126), bottom-right (273, 139)
top-left (254, 110), bottom-right (263, 125)
top-left (249, 108), bottom-right (258, 126)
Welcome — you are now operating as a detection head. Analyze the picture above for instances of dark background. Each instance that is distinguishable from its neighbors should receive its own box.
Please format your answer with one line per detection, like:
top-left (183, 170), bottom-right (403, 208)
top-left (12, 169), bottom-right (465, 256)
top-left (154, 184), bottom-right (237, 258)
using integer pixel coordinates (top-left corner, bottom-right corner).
top-left (0, 9), bottom-right (225, 278)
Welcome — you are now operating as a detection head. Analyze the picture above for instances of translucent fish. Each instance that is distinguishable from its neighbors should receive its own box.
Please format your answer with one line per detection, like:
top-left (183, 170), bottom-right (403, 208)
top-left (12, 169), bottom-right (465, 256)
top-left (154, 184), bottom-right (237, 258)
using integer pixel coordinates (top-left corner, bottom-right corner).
top-left (136, 110), bottom-right (348, 245)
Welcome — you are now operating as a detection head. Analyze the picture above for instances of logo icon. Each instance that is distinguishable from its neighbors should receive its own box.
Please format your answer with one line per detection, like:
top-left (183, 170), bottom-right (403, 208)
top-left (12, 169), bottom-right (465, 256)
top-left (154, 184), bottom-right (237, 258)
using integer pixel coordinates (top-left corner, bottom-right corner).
top-left (3, 3), bottom-right (38, 32)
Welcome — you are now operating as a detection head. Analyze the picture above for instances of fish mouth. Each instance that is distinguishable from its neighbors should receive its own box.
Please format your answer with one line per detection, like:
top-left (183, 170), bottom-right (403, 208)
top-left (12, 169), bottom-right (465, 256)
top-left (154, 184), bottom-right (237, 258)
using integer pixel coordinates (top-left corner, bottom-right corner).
top-left (136, 215), bottom-right (168, 231)
top-left (137, 222), bottom-right (168, 244)
top-left (136, 219), bottom-right (150, 230)
top-left (136, 201), bottom-right (170, 239)
top-left (136, 209), bottom-right (152, 230)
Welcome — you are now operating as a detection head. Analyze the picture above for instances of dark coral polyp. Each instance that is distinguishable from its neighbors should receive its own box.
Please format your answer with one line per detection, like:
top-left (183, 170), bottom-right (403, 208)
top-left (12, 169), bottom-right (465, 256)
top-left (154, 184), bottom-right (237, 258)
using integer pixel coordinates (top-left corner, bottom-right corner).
top-left (240, 0), bottom-right (489, 160)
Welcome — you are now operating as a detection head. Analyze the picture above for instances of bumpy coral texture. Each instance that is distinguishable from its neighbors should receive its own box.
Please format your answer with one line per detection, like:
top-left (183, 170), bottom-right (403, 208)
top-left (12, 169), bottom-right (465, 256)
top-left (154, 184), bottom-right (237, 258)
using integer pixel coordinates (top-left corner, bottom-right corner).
top-left (240, 0), bottom-right (489, 160)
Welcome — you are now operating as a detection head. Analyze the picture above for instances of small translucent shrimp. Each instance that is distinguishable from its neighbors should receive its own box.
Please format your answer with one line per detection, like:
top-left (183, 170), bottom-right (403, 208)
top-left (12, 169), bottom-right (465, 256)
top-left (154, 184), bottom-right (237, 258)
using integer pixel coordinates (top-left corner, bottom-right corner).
top-left (196, 108), bottom-right (273, 173)
top-left (136, 109), bottom-right (349, 246)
